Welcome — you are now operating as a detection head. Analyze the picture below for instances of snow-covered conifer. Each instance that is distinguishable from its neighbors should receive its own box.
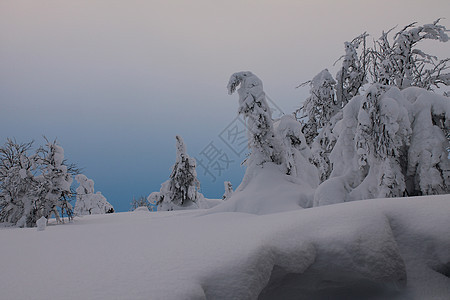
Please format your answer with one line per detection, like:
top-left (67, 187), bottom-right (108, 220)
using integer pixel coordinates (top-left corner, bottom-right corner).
top-left (352, 84), bottom-right (411, 198)
top-left (315, 85), bottom-right (449, 205)
top-left (310, 108), bottom-right (347, 183)
top-left (403, 88), bottom-right (450, 195)
top-left (227, 71), bottom-right (283, 167)
top-left (298, 69), bottom-right (338, 145)
top-left (335, 33), bottom-right (368, 106)
top-left (74, 174), bottom-right (113, 215)
top-left (371, 19), bottom-right (449, 90)
top-left (274, 115), bottom-right (320, 188)
top-left (157, 136), bottom-right (201, 211)
top-left (276, 115), bottom-right (311, 177)
top-left (296, 69), bottom-right (341, 181)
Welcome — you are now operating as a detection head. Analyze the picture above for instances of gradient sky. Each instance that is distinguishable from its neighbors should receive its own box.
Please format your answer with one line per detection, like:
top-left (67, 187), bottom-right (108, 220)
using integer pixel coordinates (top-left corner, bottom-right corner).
top-left (1, 0), bottom-right (449, 212)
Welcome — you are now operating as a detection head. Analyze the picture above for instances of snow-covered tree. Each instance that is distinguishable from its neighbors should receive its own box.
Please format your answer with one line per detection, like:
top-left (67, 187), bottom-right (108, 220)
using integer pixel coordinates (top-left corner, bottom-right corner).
top-left (35, 139), bottom-right (76, 223)
top-left (0, 139), bottom-right (39, 227)
top-left (352, 84), bottom-right (411, 198)
top-left (335, 33), bottom-right (369, 106)
top-left (296, 69), bottom-right (341, 181)
top-left (371, 19), bottom-right (449, 90)
top-left (403, 87), bottom-right (450, 195)
top-left (222, 181), bottom-right (233, 200)
top-left (74, 174), bottom-right (113, 215)
top-left (276, 115), bottom-right (311, 177)
top-left (315, 85), bottom-right (449, 206)
top-left (227, 71), bottom-right (283, 167)
top-left (0, 138), bottom-right (78, 227)
top-left (295, 20), bottom-right (450, 197)
top-left (297, 69), bottom-right (338, 145)
top-left (156, 136), bottom-right (201, 211)
top-left (275, 115), bottom-right (320, 188)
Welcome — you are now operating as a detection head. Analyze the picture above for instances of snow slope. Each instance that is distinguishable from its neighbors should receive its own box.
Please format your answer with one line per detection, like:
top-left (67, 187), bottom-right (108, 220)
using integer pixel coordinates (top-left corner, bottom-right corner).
top-left (0, 195), bottom-right (449, 299)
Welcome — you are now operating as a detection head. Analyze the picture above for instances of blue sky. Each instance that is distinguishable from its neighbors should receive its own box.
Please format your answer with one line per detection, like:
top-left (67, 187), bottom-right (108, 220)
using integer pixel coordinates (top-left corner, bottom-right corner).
top-left (1, 0), bottom-right (449, 212)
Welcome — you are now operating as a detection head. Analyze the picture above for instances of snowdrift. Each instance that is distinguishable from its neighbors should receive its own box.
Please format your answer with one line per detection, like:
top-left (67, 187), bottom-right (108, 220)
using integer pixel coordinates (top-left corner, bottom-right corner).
top-left (207, 163), bottom-right (315, 214)
top-left (0, 195), bottom-right (449, 299)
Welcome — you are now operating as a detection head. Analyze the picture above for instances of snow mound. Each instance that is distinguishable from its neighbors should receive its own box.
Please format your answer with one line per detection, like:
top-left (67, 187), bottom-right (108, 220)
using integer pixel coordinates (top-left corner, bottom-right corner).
top-left (198, 197), bottom-right (223, 209)
top-left (133, 206), bottom-right (150, 212)
top-left (36, 217), bottom-right (47, 231)
top-left (207, 163), bottom-right (315, 215)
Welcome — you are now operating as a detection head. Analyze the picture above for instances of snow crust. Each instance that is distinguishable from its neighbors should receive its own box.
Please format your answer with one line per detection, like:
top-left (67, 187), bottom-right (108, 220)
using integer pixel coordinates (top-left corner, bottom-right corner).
top-left (1, 195), bottom-right (449, 299)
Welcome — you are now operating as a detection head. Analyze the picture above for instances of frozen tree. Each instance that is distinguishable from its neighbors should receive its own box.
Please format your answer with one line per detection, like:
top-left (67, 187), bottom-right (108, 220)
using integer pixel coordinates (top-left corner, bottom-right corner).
top-left (227, 71), bottom-right (283, 167)
top-left (0, 139), bottom-right (39, 227)
top-left (74, 174), bottom-right (113, 215)
top-left (276, 115), bottom-right (311, 177)
top-left (35, 139), bottom-right (76, 223)
top-left (297, 20), bottom-right (450, 188)
top-left (274, 115), bottom-right (320, 189)
top-left (297, 69), bottom-right (338, 144)
top-left (0, 138), bottom-right (80, 227)
top-left (222, 181), bottom-right (233, 200)
top-left (157, 136), bottom-right (201, 211)
top-left (351, 85), bottom-right (411, 198)
top-left (296, 69), bottom-right (340, 181)
top-left (297, 69), bottom-right (338, 145)
top-left (314, 84), bottom-right (449, 206)
top-left (371, 19), bottom-right (449, 90)
top-left (308, 116), bottom-right (342, 182)
top-left (335, 33), bottom-right (369, 106)
top-left (403, 87), bottom-right (450, 195)
top-left (0, 139), bottom-right (79, 227)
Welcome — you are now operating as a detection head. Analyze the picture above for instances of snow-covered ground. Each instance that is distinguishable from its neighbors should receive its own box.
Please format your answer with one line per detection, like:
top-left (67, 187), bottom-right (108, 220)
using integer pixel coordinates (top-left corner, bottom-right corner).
top-left (0, 194), bottom-right (449, 299)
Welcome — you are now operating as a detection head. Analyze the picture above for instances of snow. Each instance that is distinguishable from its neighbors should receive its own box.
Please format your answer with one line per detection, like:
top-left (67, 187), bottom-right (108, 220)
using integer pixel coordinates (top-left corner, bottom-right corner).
top-left (133, 206), bottom-right (150, 212)
top-left (208, 163), bottom-right (315, 214)
top-left (36, 217), bottom-right (47, 231)
top-left (0, 195), bottom-right (448, 299)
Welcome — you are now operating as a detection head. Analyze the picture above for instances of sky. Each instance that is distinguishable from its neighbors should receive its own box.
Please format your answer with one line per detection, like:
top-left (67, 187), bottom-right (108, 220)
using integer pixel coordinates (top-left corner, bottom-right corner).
top-left (1, 0), bottom-right (449, 212)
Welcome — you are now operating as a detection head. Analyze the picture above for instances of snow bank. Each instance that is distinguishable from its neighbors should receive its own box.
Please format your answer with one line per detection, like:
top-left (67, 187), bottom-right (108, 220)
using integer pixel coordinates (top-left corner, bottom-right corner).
top-left (1, 195), bottom-right (448, 299)
top-left (208, 163), bottom-right (315, 214)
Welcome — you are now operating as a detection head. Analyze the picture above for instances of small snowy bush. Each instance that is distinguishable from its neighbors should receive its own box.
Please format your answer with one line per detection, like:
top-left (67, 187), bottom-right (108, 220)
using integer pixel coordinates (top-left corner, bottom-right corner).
top-left (74, 174), bottom-right (114, 215)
